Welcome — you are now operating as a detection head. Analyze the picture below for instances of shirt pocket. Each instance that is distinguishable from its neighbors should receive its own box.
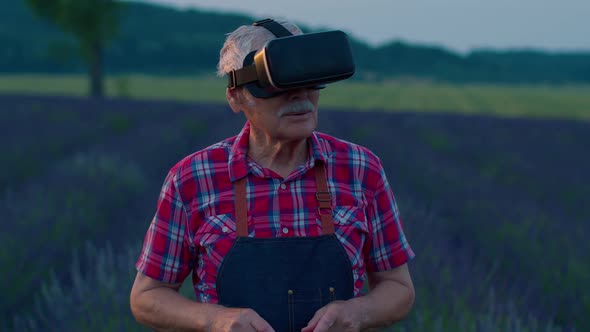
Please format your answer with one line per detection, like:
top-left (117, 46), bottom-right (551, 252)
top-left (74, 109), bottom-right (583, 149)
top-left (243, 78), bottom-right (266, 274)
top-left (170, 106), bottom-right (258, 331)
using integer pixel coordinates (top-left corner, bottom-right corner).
top-left (325, 206), bottom-right (368, 270)
top-left (194, 214), bottom-right (237, 258)
top-left (330, 205), bottom-right (369, 234)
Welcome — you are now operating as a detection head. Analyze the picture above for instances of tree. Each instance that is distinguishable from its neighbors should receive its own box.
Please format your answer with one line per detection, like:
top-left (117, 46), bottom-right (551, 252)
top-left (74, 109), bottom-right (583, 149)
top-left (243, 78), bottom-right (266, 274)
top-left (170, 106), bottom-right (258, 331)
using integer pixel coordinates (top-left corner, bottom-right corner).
top-left (25, 0), bottom-right (122, 98)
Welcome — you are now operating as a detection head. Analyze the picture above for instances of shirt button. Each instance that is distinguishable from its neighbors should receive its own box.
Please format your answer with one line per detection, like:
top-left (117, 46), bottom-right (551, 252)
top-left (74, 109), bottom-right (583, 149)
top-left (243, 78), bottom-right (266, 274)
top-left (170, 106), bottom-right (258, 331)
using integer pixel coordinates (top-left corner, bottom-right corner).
top-left (282, 227), bottom-right (289, 234)
top-left (280, 183), bottom-right (287, 190)
top-left (222, 226), bottom-right (229, 233)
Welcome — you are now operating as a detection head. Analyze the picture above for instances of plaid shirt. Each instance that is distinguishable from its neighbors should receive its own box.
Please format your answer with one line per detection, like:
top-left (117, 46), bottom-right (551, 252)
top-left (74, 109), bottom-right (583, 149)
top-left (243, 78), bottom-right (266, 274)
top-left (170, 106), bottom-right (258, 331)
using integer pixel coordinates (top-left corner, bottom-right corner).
top-left (136, 121), bottom-right (415, 303)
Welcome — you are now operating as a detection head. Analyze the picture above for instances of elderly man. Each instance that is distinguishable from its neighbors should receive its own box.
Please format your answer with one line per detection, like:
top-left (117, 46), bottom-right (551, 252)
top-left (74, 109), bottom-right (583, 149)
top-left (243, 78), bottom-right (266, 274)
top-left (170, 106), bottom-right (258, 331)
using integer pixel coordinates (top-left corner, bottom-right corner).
top-left (130, 19), bottom-right (415, 332)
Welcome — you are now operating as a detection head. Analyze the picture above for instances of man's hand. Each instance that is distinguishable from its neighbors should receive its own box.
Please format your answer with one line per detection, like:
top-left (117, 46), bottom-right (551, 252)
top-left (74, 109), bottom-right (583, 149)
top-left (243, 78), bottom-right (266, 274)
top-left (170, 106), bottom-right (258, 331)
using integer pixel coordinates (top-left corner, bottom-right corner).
top-left (301, 300), bottom-right (363, 332)
top-left (302, 264), bottom-right (415, 332)
top-left (207, 307), bottom-right (276, 332)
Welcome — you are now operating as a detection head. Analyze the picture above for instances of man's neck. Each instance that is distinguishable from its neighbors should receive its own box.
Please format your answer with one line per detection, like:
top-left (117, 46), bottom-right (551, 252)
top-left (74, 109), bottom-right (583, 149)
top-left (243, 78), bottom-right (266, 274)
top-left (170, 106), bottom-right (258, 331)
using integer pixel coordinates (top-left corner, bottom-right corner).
top-left (247, 133), bottom-right (309, 179)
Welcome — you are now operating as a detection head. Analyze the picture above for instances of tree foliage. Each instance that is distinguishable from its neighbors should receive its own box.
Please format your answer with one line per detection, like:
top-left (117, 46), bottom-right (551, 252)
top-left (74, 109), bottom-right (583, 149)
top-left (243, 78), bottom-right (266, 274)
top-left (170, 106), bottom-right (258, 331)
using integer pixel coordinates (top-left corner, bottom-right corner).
top-left (5, 0), bottom-right (590, 84)
top-left (24, 0), bottom-right (122, 97)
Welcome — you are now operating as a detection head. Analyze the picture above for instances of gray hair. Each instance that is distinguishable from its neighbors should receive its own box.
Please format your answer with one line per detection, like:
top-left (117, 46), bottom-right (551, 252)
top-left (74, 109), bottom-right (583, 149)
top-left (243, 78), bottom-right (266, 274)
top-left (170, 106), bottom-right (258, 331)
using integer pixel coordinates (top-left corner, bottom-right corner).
top-left (216, 20), bottom-right (303, 78)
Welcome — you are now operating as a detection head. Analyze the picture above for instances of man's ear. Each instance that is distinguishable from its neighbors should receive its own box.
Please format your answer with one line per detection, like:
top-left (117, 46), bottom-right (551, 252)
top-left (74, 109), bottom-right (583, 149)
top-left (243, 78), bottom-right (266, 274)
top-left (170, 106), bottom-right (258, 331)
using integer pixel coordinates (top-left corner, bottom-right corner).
top-left (226, 88), bottom-right (244, 114)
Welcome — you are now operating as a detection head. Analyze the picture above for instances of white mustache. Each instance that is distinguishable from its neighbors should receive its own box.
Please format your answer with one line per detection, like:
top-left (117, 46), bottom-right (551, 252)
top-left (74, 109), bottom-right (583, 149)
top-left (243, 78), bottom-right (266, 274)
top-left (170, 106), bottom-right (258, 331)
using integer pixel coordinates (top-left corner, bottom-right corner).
top-left (278, 100), bottom-right (316, 116)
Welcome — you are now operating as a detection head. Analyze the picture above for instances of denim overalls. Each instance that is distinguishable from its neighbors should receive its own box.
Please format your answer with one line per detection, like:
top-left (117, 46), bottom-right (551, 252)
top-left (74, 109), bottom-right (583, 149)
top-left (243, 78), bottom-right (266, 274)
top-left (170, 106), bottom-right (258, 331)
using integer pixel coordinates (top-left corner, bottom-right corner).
top-left (216, 161), bottom-right (355, 331)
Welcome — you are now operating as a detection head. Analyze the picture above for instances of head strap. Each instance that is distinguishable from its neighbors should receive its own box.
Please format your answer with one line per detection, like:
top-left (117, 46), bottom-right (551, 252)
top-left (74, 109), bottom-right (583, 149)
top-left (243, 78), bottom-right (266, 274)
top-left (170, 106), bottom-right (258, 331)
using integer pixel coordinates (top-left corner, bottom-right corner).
top-left (227, 18), bottom-right (294, 89)
top-left (253, 18), bottom-right (294, 38)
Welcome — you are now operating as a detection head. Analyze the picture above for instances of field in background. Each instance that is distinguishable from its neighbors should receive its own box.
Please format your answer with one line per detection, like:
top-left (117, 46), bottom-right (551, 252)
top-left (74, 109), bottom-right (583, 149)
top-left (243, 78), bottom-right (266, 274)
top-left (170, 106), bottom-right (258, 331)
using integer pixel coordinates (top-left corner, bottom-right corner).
top-left (2, 94), bottom-right (589, 331)
top-left (2, 73), bottom-right (588, 330)
top-left (1, 74), bottom-right (589, 120)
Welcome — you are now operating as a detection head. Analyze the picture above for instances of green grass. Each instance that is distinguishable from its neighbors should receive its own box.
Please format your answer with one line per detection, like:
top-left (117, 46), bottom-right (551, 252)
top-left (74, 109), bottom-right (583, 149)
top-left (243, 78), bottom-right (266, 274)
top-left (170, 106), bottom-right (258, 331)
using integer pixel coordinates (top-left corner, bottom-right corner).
top-left (0, 74), bottom-right (589, 120)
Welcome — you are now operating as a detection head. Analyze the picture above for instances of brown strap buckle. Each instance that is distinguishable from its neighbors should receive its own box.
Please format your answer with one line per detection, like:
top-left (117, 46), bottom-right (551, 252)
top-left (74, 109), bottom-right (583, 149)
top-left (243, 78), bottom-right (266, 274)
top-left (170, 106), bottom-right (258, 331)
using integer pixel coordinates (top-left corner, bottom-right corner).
top-left (316, 191), bottom-right (331, 202)
top-left (316, 191), bottom-right (332, 216)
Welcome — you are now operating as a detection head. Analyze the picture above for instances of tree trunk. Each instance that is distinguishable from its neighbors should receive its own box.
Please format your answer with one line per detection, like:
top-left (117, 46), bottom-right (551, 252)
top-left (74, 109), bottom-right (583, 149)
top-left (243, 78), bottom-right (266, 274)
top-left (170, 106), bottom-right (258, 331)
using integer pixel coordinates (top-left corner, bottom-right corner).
top-left (89, 40), bottom-right (103, 98)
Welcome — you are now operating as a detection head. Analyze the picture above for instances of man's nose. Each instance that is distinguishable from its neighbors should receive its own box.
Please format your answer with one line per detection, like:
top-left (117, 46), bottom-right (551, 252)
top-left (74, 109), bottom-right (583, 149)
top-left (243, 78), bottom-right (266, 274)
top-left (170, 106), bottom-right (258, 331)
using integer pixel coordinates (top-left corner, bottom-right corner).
top-left (286, 88), bottom-right (309, 100)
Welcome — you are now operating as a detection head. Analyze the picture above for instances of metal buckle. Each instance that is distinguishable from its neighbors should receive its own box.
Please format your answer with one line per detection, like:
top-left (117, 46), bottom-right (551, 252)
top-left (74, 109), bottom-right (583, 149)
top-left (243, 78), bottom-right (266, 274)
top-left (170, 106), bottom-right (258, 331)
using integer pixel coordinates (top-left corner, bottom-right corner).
top-left (228, 70), bottom-right (237, 89)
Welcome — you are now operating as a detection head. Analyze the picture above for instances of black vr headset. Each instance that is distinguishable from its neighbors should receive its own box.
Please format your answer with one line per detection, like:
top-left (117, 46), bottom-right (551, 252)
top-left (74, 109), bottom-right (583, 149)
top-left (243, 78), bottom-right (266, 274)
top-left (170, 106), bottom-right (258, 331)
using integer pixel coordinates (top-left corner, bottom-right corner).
top-left (226, 18), bottom-right (356, 98)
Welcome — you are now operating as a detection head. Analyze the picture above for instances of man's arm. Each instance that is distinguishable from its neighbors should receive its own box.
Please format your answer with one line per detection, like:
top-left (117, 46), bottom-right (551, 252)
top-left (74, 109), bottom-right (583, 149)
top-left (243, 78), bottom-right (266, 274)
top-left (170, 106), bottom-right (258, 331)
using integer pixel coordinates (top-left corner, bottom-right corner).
top-left (130, 271), bottom-right (221, 332)
top-left (353, 263), bottom-right (415, 331)
top-left (302, 263), bottom-right (414, 332)
top-left (130, 272), bottom-right (276, 332)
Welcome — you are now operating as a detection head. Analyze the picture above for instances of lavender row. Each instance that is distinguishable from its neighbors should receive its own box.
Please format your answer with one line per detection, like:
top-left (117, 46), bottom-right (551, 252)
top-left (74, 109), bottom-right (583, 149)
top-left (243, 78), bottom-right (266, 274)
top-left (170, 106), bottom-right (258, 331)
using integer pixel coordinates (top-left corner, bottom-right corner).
top-left (8, 210), bottom-right (567, 331)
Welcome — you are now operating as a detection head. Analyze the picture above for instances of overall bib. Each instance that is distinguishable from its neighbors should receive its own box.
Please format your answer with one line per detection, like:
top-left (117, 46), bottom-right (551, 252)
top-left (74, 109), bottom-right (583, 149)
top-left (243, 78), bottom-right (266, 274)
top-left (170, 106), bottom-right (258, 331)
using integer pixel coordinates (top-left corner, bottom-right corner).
top-left (216, 161), bottom-right (355, 332)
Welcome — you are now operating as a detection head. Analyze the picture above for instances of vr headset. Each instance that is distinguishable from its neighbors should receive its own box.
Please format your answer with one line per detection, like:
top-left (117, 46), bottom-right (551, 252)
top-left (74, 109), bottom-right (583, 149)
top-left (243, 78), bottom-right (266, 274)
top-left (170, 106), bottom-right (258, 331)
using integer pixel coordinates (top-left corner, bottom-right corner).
top-left (226, 18), bottom-right (356, 98)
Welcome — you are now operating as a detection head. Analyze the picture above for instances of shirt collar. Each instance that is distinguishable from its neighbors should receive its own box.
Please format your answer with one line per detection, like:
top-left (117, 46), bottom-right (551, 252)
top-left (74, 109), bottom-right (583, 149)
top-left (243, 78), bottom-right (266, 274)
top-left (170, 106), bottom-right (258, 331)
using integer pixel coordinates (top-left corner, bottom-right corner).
top-left (228, 121), bottom-right (330, 182)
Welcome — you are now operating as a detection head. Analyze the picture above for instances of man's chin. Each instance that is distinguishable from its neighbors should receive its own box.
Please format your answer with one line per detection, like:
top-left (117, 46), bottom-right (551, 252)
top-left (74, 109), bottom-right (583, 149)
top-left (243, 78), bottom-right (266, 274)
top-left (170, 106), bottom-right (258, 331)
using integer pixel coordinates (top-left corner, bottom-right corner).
top-left (278, 127), bottom-right (316, 142)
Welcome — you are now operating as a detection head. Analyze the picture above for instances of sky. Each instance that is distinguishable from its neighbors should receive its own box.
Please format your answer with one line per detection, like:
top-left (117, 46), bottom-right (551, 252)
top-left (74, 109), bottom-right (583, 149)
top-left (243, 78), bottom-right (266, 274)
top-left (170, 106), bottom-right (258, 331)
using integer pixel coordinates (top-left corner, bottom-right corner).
top-left (139, 0), bottom-right (590, 53)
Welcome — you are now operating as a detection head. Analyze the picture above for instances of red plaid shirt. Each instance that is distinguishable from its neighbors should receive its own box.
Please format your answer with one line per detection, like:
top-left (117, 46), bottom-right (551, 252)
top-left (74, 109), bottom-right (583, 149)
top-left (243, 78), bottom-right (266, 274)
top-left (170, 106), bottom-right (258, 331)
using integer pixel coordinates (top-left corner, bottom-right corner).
top-left (136, 121), bottom-right (415, 303)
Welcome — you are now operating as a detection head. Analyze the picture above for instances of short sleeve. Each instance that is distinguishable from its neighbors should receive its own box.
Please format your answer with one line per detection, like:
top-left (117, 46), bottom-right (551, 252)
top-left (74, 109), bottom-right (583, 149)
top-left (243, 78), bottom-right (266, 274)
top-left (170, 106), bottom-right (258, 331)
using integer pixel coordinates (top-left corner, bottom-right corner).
top-left (363, 162), bottom-right (415, 272)
top-left (135, 167), bottom-right (194, 284)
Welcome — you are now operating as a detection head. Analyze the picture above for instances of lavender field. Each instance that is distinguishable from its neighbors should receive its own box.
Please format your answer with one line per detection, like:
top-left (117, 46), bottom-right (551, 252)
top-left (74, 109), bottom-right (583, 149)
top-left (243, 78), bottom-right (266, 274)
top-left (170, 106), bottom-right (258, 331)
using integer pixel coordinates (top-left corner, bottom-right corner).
top-left (2, 94), bottom-right (588, 331)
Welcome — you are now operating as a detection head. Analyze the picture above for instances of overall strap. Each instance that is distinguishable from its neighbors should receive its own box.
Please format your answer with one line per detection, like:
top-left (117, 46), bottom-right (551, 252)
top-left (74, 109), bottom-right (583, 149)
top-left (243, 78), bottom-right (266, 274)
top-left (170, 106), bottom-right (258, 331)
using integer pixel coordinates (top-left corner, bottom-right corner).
top-left (233, 161), bottom-right (335, 237)
top-left (235, 177), bottom-right (249, 237)
top-left (314, 161), bottom-right (335, 235)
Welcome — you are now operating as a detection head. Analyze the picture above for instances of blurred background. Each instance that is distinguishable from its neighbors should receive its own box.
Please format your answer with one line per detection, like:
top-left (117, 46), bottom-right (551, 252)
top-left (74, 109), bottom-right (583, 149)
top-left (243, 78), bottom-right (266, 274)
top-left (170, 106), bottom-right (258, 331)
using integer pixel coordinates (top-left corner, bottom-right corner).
top-left (1, 0), bottom-right (589, 331)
